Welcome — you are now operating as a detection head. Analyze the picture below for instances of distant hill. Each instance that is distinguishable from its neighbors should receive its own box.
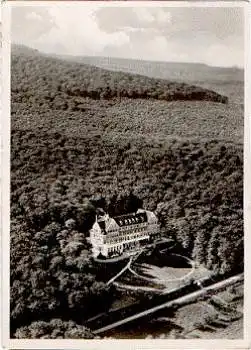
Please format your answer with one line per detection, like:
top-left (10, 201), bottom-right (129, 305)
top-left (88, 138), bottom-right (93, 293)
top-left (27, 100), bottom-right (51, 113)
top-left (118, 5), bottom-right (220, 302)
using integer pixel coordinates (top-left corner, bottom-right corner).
top-left (59, 55), bottom-right (243, 83)
top-left (11, 44), bottom-right (228, 104)
top-left (11, 44), bottom-right (243, 144)
top-left (55, 54), bottom-right (244, 104)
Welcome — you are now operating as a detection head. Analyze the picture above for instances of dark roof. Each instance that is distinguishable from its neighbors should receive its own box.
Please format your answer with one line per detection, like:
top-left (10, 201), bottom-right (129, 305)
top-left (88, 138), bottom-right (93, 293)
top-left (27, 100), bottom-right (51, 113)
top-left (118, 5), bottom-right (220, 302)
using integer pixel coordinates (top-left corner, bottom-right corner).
top-left (113, 212), bottom-right (147, 227)
top-left (98, 220), bottom-right (106, 231)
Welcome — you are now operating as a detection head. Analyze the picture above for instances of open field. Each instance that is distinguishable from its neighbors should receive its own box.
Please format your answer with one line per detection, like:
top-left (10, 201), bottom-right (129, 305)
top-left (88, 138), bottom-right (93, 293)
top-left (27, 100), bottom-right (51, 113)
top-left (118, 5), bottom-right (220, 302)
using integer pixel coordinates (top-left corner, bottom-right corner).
top-left (115, 252), bottom-right (211, 293)
top-left (133, 263), bottom-right (211, 291)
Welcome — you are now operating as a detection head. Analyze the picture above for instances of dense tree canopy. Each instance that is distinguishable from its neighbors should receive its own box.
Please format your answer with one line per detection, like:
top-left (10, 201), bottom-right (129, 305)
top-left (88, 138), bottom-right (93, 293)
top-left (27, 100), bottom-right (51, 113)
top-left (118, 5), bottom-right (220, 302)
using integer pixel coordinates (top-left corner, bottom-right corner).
top-left (14, 319), bottom-right (95, 339)
top-left (10, 46), bottom-right (243, 338)
top-left (12, 45), bottom-right (228, 106)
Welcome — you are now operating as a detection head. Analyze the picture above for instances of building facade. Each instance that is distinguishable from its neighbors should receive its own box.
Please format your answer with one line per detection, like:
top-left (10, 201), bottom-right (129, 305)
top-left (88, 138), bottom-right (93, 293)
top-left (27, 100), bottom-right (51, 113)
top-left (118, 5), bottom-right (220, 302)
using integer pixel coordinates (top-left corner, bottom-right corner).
top-left (89, 209), bottom-right (160, 258)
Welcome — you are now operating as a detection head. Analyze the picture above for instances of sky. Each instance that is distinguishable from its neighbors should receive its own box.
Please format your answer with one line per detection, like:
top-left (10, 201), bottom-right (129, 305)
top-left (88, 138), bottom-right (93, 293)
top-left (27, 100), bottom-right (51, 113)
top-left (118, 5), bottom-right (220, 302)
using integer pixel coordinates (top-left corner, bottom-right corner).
top-left (11, 4), bottom-right (244, 68)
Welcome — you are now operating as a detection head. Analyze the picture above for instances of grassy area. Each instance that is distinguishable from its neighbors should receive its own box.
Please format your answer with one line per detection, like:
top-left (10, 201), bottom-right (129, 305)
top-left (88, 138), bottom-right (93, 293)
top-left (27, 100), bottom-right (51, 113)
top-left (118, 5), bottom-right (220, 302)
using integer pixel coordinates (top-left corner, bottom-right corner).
top-left (103, 282), bottom-right (243, 339)
top-left (109, 294), bottom-right (139, 312)
top-left (130, 250), bottom-right (212, 292)
top-left (116, 269), bottom-right (164, 290)
top-left (112, 250), bottom-right (211, 294)
top-left (161, 282), bottom-right (243, 339)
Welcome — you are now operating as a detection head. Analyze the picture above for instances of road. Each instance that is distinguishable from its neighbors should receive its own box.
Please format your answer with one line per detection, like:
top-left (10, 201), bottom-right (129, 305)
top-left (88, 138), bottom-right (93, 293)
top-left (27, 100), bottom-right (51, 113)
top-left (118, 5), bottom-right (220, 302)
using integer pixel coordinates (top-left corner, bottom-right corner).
top-left (107, 257), bottom-right (133, 285)
top-left (93, 273), bottom-right (243, 335)
top-left (107, 249), bottom-right (144, 285)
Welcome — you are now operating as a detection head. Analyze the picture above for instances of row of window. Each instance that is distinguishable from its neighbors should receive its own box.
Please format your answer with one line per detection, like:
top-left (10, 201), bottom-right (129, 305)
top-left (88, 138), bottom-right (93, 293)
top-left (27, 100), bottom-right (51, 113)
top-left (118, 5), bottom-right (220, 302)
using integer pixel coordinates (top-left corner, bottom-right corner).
top-left (105, 232), bottom-right (148, 245)
top-left (91, 224), bottom-right (158, 242)
top-left (107, 246), bottom-right (123, 253)
top-left (108, 222), bottom-right (147, 233)
top-left (106, 238), bottom-right (151, 253)
top-left (107, 226), bottom-right (147, 237)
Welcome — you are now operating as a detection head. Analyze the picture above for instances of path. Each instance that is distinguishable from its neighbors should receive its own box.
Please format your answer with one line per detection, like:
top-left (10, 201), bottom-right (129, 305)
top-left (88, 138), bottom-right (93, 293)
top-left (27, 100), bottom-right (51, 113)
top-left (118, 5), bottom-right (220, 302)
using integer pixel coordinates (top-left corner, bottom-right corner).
top-left (93, 273), bottom-right (243, 335)
top-left (106, 249), bottom-right (144, 285)
top-left (107, 257), bottom-right (132, 286)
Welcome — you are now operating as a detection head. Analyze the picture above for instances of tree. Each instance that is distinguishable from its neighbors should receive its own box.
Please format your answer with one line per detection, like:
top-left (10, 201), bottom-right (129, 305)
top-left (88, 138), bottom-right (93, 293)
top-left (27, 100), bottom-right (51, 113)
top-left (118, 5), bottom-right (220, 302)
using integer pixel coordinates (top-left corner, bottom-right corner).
top-left (206, 227), bottom-right (221, 272)
top-left (107, 191), bottom-right (143, 216)
top-left (14, 319), bottom-right (94, 339)
top-left (192, 229), bottom-right (208, 264)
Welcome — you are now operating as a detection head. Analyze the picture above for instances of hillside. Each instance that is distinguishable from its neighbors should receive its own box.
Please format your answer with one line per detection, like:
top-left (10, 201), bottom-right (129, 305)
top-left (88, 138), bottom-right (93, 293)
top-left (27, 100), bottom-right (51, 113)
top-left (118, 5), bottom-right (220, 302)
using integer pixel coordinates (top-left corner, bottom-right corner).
top-left (11, 45), bottom-right (228, 104)
top-left (56, 54), bottom-right (244, 104)
top-left (11, 46), bottom-right (243, 143)
top-left (10, 46), bottom-right (243, 339)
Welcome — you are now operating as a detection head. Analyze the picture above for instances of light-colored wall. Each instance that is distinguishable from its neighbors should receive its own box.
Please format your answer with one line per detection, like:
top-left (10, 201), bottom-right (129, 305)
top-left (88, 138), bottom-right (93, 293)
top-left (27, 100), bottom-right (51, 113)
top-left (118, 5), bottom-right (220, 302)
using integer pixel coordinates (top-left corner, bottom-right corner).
top-left (90, 211), bottom-right (160, 257)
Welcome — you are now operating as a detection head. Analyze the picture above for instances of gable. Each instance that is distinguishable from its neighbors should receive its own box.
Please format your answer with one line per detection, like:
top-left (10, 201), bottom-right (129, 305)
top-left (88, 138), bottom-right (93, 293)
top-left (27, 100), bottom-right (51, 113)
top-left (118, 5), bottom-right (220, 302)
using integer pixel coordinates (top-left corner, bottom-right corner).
top-left (106, 218), bottom-right (119, 232)
top-left (92, 222), bottom-right (102, 232)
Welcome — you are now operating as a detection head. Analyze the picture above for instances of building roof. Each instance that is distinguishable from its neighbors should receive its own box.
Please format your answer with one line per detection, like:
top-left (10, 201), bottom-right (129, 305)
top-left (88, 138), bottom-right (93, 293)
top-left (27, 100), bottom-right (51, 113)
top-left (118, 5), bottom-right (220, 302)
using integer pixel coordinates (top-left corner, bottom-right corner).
top-left (94, 209), bottom-right (158, 234)
top-left (113, 212), bottom-right (147, 227)
top-left (96, 216), bottom-right (119, 233)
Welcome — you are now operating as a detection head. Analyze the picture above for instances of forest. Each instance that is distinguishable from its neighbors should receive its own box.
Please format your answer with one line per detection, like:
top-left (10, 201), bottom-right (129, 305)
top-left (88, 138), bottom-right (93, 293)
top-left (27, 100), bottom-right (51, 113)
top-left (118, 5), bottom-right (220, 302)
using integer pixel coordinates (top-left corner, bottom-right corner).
top-left (12, 45), bottom-right (228, 105)
top-left (10, 46), bottom-right (243, 338)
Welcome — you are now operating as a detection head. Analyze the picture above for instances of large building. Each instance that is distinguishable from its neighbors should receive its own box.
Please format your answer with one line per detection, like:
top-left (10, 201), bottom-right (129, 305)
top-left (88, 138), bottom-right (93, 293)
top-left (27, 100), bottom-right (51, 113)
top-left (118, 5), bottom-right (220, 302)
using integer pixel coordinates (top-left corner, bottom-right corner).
top-left (89, 209), bottom-right (160, 258)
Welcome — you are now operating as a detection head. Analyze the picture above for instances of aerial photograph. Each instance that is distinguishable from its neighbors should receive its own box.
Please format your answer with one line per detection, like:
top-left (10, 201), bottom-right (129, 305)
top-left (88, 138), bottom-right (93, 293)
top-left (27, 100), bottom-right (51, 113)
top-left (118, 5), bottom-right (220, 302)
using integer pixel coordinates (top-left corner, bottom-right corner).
top-left (10, 4), bottom-right (244, 340)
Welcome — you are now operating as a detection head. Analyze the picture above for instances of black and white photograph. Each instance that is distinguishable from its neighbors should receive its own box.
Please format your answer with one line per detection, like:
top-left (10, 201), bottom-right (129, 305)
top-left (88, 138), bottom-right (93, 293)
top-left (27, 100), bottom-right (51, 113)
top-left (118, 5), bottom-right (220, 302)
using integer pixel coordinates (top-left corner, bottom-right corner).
top-left (2, 0), bottom-right (248, 346)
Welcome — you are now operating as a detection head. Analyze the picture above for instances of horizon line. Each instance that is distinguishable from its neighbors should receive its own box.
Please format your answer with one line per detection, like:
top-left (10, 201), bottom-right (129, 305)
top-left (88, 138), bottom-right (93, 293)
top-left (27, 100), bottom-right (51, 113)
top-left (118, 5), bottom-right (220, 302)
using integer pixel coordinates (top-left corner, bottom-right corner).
top-left (12, 42), bottom-right (245, 70)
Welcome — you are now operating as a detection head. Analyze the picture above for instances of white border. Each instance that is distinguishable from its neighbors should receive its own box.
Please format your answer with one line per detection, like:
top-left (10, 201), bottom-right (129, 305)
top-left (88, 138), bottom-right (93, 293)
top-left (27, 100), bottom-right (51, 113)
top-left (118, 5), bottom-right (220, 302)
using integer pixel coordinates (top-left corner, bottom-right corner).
top-left (2, 1), bottom-right (250, 349)
top-left (2, 0), bottom-right (250, 8)
top-left (244, 0), bottom-right (251, 345)
top-left (2, 1), bottom-right (250, 7)
top-left (2, 2), bottom-right (11, 349)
